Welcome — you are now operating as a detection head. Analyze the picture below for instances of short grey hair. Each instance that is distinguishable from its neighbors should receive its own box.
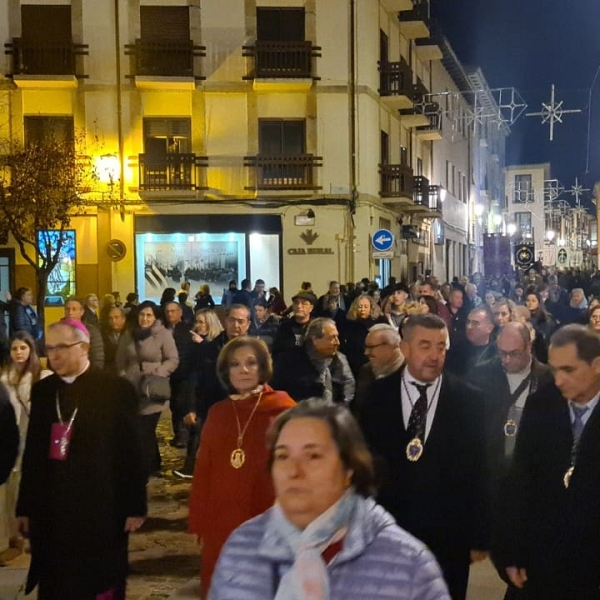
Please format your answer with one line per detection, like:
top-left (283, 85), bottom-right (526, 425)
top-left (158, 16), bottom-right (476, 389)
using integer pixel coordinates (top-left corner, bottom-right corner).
top-left (305, 317), bottom-right (336, 341)
top-left (367, 323), bottom-right (401, 345)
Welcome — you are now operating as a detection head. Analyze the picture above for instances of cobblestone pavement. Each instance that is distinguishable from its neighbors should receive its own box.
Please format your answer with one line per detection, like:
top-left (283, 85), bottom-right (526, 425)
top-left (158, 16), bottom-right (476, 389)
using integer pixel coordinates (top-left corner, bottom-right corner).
top-left (127, 415), bottom-right (200, 600)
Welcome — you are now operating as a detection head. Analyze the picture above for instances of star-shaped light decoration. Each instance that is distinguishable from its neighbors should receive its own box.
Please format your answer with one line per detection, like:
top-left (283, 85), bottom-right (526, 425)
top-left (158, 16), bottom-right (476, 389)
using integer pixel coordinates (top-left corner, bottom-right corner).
top-left (526, 84), bottom-right (582, 141)
top-left (569, 177), bottom-right (590, 207)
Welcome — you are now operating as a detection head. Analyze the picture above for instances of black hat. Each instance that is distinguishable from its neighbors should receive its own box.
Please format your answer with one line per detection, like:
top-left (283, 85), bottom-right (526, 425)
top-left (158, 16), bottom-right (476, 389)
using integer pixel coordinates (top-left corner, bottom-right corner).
top-left (292, 291), bottom-right (317, 305)
top-left (393, 283), bottom-right (410, 294)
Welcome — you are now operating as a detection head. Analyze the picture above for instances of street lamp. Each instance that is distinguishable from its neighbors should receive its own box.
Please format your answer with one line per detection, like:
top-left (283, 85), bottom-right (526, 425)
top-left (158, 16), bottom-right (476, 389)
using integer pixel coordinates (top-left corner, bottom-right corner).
top-left (507, 223), bottom-right (517, 236)
top-left (474, 203), bottom-right (484, 218)
top-left (96, 154), bottom-right (120, 188)
top-left (546, 229), bottom-right (555, 242)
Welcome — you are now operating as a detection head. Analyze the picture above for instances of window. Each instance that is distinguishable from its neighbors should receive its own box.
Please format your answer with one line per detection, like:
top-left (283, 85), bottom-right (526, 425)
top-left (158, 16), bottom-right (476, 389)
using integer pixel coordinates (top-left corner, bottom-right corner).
top-left (515, 212), bottom-right (532, 235)
top-left (257, 119), bottom-right (309, 187)
top-left (463, 174), bottom-right (467, 203)
top-left (452, 165), bottom-right (456, 196)
top-left (445, 160), bottom-right (450, 189)
top-left (144, 118), bottom-right (191, 156)
top-left (259, 120), bottom-right (305, 156)
top-left (37, 230), bottom-right (76, 302)
top-left (380, 131), bottom-right (389, 165)
top-left (257, 8), bottom-right (305, 41)
top-left (401, 146), bottom-right (408, 167)
top-left (416, 157), bottom-right (423, 176)
top-left (25, 117), bottom-right (74, 147)
top-left (141, 119), bottom-right (193, 190)
top-left (140, 6), bottom-right (189, 42)
top-left (380, 30), bottom-right (388, 64)
top-left (514, 174), bottom-right (533, 203)
top-left (135, 6), bottom-right (193, 77)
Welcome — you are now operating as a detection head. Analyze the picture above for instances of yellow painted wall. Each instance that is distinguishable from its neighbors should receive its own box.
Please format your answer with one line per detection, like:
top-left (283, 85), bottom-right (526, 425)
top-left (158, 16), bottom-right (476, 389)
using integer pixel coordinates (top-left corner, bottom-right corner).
top-left (22, 90), bottom-right (74, 115)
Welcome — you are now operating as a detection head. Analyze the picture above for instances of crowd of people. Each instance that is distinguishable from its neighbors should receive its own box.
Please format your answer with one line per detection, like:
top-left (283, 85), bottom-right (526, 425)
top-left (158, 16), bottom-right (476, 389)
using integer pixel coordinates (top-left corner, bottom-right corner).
top-left (0, 266), bottom-right (599, 598)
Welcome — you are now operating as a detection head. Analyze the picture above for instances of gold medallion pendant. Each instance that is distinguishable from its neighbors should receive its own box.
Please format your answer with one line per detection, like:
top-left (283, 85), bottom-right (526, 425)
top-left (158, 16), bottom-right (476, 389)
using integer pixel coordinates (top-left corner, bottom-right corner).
top-left (563, 466), bottom-right (574, 489)
top-left (230, 448), bottom-right (246, 469)
top-left (504, 419), bottom-right (518, 437)
top-left (406, 437), bottom-right (424, 462)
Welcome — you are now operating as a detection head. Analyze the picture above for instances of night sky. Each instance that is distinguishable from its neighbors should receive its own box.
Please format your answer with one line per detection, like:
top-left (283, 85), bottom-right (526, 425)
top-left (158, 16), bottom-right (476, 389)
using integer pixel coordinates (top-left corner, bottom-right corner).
top-left (431, 0), bottom-right (600, 209)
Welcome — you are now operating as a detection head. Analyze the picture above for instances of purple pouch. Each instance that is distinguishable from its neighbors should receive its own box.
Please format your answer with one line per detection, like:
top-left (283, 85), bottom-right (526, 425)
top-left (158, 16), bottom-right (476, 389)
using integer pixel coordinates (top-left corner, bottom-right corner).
top-left (49, 422), bottom-right (73, 461)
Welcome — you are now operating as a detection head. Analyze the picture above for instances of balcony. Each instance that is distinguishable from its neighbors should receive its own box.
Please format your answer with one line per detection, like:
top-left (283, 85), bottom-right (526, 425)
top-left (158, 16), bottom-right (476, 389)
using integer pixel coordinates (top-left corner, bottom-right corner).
top-left (416, 112), bottom-right (443, 140)
top-left (125, 40), bottom-right (205, 90)
top-left (414, 36), bottom-right (443, 61)
top-left (381, 0), bottom-right (413, 11)
top-left (5, 38), bottom-right (88, 86)
top-left (406, 178), bottom-right (442, 217)
top-left (138, 153), bottom-right (208, 192)
top-left (244, 155), bottom-right (322, 191)
top-left (379, 60), bottom-right (414, 111)
top-left (379, 164), bottom-right (414, 209)
top-left (398, 0), bottom-right (430, 39)
top-left (243, 41), bottom-right (321, 91)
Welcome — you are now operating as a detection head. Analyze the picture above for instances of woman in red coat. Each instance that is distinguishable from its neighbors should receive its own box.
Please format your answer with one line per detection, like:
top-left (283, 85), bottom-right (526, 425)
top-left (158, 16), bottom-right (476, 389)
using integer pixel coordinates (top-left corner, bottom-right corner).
top-left (188, 336), bottom-right (295, 598)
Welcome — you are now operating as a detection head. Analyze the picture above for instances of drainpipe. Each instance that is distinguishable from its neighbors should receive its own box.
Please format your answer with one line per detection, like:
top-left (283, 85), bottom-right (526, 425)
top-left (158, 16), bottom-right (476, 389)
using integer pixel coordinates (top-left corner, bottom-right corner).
top-left (114, 0), bottom-right (125, 216)
top-left (348, 0), bottom-right (357, 281)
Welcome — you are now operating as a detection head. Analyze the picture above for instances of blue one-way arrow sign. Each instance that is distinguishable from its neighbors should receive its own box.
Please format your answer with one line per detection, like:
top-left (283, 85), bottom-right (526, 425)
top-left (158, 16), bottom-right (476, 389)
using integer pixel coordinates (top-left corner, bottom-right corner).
top-left (372, 229), bottom-right (394, 251)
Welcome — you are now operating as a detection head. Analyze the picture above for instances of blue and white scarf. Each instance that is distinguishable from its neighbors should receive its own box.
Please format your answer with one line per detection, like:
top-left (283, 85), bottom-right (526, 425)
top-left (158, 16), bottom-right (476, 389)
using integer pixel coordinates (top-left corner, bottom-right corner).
top-left (270, 489), bottom-right (358, 600)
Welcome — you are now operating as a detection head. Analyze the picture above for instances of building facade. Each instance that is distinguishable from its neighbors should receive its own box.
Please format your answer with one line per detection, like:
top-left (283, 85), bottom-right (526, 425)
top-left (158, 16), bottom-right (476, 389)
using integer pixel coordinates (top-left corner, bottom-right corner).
top-left (0, 0), bottom-right (505, 304)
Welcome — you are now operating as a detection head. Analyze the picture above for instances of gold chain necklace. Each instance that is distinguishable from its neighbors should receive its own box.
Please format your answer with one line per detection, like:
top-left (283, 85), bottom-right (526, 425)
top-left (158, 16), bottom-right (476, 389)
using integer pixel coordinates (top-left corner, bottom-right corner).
top-left (230, 392), bottom-right (263, 469)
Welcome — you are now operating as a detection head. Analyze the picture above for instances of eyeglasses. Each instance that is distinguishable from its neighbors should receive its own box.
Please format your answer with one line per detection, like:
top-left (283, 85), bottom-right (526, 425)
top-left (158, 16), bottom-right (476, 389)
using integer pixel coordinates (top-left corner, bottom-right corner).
top-left (365, 342), bottom-right (390, 350)
top-left (46, 341), bottom-right (84, 354)
top-left (498, 349), bottom-right (525, 360)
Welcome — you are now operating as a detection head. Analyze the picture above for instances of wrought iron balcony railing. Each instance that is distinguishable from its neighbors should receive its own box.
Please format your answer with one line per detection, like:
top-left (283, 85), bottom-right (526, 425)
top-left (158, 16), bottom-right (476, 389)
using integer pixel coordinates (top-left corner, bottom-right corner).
top-left (244, 154), bottom-right (322, 190)
top-left (378, 60), bottom-right (413, 99)
top-left (399, 0), bottom-right (430, 24)
top-left (243, 41), bottom-right (321, 80)
top-left (379, 164), bottom-right (414, 198)
top-left (413, 175), bottom-right (431, 207)
top-left (125, 40), bottom-right (206, 79)
top-left (4, 38), bottom-right (89, 77)
top-left (138, 153), bottom-right (208, 191)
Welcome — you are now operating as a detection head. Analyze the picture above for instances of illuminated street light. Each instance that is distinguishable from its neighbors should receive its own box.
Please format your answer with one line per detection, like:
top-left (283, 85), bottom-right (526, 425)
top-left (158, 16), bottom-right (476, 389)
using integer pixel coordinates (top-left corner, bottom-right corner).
top-left (96, 154), bottom-right (120, 186)
top-left (546, 229), bottom-right (555, 242)
top-left (507, 223), bottom-right (517, 236)
top-left (474, 203), bottom-right (484, 217)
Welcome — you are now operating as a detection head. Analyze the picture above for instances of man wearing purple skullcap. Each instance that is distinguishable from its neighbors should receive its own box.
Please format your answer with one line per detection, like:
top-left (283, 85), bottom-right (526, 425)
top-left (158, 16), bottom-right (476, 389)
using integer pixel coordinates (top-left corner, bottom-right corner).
top-left (16, 320), bottom-right (146, 599)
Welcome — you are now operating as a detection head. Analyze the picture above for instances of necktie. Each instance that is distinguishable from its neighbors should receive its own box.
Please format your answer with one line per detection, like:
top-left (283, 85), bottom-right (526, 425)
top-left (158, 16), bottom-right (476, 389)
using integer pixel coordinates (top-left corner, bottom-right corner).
top-left (571, 405), bottom-right (588, 444)
top-left (407, 383), bottom-right (431, 439)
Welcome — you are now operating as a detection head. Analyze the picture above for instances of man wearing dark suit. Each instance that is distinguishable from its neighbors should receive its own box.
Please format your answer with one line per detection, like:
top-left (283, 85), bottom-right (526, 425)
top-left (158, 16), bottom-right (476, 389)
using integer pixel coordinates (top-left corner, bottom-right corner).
top-left (445, 305), bottom-right (496, 377)
top-left (493, 325), bottom-right (600, 599)
top-left (359, 314), bottom-right (489, 600)
top-left (471, 322), bottom-right (553, 469)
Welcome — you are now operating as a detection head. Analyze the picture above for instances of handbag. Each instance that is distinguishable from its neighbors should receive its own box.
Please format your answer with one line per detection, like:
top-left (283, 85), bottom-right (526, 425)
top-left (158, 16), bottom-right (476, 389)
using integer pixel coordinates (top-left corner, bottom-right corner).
top-left (135, 341), bottom-right (171, 403)
top-left (139, 373), bottom-right (171, 402)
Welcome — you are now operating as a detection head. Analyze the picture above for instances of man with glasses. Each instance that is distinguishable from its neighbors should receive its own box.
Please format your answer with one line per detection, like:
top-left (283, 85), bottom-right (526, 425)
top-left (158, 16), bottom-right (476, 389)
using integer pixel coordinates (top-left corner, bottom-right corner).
top-left (352, 324), bottom-right (404, 419)
top-left (16, 319), bottom-right (146, 599)
top-left (472, 322), bottom-right (553, 470)
top-left (271, 291), bottom-right (317, 356)
top-left (493, 325), bottom-right (600, 598)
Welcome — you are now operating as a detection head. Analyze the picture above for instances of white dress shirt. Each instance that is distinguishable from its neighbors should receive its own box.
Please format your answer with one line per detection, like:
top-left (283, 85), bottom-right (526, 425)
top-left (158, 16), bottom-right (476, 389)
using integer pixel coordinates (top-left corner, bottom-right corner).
top-left (401, 369), bottom-right (443, 442)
